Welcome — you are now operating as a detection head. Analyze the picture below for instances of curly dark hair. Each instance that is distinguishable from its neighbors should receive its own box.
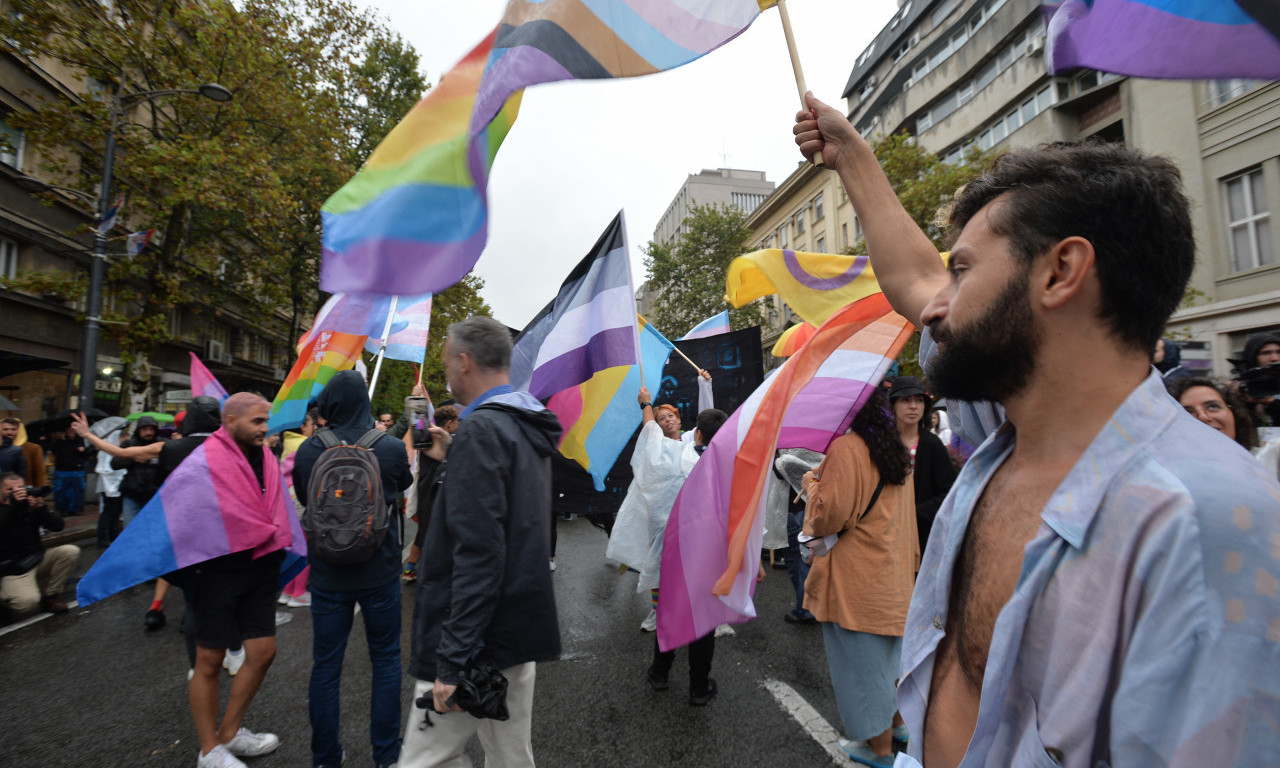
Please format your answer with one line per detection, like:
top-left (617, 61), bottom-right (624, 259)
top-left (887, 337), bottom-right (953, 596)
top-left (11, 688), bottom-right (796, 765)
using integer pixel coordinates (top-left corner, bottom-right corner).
top-left (1166, 376), bottom-right (1257, 450)
top-left (948, 141), bottom-right (1193, 354)
top-left (851, 388), bottom-right (911, 485)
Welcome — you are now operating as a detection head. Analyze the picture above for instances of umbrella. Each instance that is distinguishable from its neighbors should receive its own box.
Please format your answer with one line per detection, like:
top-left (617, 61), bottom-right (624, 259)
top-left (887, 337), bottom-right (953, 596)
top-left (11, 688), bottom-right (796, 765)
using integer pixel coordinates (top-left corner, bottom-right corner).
top-left (0, 393), bottom-right (18, 410)
top-left (125, 411), bottom-right (175, 423)
top-left (90, 416), bottom-right (129, 438)
top-left (52, 408), bottom-right (109, 423)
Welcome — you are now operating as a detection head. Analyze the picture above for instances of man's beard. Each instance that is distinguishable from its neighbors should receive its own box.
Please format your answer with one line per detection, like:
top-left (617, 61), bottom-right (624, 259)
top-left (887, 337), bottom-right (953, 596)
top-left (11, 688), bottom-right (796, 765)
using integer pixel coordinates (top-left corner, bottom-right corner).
top-left (926, 267), bottom-right (1039, 404)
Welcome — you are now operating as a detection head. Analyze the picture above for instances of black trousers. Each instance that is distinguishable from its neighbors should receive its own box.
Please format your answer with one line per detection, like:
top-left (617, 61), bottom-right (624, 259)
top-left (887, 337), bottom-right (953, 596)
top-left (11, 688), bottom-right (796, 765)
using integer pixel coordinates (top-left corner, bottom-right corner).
top-left (652, 631), bottom-right (715, 687)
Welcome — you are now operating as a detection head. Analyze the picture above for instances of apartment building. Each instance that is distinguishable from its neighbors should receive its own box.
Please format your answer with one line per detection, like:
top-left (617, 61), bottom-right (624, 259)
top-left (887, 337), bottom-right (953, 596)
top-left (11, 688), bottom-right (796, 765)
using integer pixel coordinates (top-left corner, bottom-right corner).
top-left (0, 45), bottom-right (294, 421)
top-left (652, 167), bottom-right (775, 248)
top-left (745, 0), bottom-right (1279, 375)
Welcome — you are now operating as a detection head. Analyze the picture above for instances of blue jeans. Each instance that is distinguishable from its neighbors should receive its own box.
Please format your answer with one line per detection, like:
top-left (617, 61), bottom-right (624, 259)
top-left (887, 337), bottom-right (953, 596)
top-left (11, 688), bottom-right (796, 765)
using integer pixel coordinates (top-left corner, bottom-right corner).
top-left (786, 509), bottom-right (813, 618)
top-left (309, 578), bottom-right (402, 767)
top-left (121, 496), bottom-right (145, 527)
top-left (53, 470), bottom-right (84, 514)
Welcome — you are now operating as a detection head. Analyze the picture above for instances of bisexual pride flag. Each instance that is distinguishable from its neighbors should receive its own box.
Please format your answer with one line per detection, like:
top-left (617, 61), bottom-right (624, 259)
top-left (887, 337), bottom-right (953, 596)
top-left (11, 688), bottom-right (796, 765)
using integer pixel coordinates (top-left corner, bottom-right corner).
top-left (510, 213), bottom-right (640, 400)
top-left (189, 352), bottom-right (228, 404)
top-left (78, 427), bottom-right (306, 605)
top-left (657, 293), bottom-right (914, 651)
top-left (1045, 0), bottom-right (1280, 79)
top-left (320, 0), bottom-right (779, 296)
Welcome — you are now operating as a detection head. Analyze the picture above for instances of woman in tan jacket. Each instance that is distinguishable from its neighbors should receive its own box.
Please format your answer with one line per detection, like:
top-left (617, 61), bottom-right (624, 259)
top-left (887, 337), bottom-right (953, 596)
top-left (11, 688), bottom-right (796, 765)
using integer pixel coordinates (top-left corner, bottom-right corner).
top-left (801, 387), bottom-right (919, 766)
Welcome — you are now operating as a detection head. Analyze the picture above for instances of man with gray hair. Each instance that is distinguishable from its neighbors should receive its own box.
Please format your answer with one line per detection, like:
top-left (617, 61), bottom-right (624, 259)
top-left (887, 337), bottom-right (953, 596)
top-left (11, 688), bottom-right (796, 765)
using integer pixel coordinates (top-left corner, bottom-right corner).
top-left (401, 316), bottom-right (563, 768)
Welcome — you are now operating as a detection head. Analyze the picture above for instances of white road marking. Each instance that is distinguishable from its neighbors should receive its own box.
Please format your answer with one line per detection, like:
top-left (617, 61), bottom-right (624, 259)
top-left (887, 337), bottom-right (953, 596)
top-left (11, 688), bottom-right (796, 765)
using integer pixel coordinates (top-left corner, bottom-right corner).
top-left (763, 678), bottom-right (851, 765)
top-left (0, 600), bottom-right (80, 637)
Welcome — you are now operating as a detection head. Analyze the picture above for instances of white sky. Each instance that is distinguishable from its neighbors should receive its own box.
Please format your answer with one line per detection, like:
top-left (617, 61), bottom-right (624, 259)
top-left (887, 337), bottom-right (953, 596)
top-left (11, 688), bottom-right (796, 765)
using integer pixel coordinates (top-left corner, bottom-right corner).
top-left (362, 0), bottom-right (899, 330)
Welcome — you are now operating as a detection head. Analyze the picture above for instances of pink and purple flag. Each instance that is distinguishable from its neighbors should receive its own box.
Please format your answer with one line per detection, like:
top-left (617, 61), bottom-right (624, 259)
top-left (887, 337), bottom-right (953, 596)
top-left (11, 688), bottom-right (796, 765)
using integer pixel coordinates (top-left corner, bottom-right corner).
top-left (1045, 0), bottom-right (1280, 79)
top-left (657, 293), bottom-right (913, 651)
top-left (300, 292), bottom-right (434, 364)
top-left (320, 1), bottom-right (779, 295)
top-left (189, 352), bottom-right (229, 404)
top-left (680, 310), bottom-right (730, 340)
top-left (509, 213), bottom-right (640, 399)
top-left (77, 427), bottom-right (306, 606)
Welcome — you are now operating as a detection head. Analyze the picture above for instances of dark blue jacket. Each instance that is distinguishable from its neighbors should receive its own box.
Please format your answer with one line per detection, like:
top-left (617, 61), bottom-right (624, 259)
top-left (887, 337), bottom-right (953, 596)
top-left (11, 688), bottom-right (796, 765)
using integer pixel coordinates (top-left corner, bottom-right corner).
top-left (292, 371), bottom-right (412, 592)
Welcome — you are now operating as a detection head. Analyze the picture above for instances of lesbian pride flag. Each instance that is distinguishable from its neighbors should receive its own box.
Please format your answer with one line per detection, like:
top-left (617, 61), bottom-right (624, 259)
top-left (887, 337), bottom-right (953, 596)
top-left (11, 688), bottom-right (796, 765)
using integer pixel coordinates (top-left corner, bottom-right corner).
top-left (77, 427), bottom-right (306, 605)
top-left (268, 331), bottom-right (366, 434)
top-left (546, 317), bottom-right (675, 491)
top-left (1045, 0), bottom-right (1280, 79)
top-left (510, 213), bottom-right (639, 399)
top-left (189, 352), bottom-right (228, 404)
top-left (680, 310), bottom-right (730, 340)
top-left (320, 1), bottom-right (778, 296)
top-left (657, 293), bottom-right (913, 651)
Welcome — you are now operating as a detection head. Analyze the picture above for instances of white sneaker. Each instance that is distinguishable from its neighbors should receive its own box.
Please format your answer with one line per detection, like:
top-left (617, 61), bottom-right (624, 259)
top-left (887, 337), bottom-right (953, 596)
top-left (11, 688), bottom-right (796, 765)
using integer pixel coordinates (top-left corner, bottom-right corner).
top-left (223, 727), bottom-right (280, 757)
top-left (223, 648), bottom-right (245, 676)
top-left (274, 610), bottom-right (292, 626)
top-left (187, 668), bottom-right (194, 681)
top-left (286, 592), bottom-right (311, 608)
top-left (640, 608), bottom-right (657, 632)
top-left (548, 560), bottom-right (557, 572)
top-left (277, 594), bottom-right (289, 605)
top-left (196, 744), bottom-right (246, 768)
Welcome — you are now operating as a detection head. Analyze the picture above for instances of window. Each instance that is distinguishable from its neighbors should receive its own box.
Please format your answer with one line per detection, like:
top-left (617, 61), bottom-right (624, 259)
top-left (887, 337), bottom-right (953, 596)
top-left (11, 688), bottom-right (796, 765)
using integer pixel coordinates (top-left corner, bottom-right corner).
top-left (1225, 168), bottom-right (1272, 272)
top-left (779, 225), bottom-right (789, 248)
top-left (0, 117), bottom-right (24, 169)
top-left (763, 236), bottom-right (771, 249)
top-left (813, 193), bottom-right (824, 221)
top-left (255, 338), bottom-right (272, 367)
top-left (0, 238), bottom-right (16, 279)
top-left (842, 223), bottom-right (850, 248)
top-left (917, 112), bottom-right (934, 133)
top-left (1210, 79), bottom-right (1259, 107)
top-left (816, 236), bottom-right (826, 253)
top-left (795, 211), bottom-right (805, 234)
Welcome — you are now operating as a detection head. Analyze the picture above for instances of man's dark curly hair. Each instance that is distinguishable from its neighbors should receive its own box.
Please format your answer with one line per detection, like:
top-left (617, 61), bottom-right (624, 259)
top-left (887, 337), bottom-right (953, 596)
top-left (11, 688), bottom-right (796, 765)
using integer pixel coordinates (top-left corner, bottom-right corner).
top-left (851, 388), bottom-right (910, 486)
top-left (947, 141), bottom-right (1194, 354)
top-left (1166, 376), bottom-right (1258, 450)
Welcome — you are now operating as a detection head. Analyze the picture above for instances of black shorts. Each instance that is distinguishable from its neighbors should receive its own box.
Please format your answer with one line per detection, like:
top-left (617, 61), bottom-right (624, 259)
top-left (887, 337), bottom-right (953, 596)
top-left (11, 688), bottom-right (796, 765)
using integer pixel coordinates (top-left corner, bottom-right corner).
top-left (192, 549), bottom-right (284, 648)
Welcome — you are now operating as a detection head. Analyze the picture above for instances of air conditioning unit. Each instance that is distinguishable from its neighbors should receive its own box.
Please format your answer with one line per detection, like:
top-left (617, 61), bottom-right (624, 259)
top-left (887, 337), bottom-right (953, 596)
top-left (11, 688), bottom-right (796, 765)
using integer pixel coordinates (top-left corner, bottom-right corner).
top-left (1028, 35), bottom-right (1046, 56)
top-left (203, 339), bottom-right (228, 365)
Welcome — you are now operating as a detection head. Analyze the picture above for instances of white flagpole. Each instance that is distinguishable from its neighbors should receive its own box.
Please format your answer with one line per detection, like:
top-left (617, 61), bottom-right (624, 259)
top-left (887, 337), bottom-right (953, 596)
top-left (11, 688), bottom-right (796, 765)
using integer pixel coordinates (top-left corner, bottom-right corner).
top-left (367, 295), bottom-right (400, 400)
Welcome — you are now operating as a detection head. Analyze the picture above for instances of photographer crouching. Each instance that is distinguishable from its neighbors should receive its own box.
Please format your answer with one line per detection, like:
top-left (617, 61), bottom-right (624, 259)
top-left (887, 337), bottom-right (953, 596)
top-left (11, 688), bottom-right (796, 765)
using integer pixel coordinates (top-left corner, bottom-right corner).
top-left (0, 472), bottom-right (79, 621)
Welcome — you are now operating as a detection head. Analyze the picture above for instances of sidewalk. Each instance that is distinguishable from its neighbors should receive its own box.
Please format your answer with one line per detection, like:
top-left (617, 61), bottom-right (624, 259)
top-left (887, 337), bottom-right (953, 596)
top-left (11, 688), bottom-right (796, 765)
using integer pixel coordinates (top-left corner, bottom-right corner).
top-left (42, 501), bottom-right (103, 548)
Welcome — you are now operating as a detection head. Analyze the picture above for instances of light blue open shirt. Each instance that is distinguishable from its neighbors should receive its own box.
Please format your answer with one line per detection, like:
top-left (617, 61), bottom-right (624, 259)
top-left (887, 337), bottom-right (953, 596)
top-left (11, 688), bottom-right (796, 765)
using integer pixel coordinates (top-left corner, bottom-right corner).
top-left (896, 330), bottom-right (1280, 767)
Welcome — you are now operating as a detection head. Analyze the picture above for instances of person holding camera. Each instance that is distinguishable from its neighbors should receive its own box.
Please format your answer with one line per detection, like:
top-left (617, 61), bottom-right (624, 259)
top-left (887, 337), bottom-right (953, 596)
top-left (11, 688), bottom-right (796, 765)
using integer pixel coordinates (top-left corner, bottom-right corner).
top-left (0, 471), bottom-right (78, 618)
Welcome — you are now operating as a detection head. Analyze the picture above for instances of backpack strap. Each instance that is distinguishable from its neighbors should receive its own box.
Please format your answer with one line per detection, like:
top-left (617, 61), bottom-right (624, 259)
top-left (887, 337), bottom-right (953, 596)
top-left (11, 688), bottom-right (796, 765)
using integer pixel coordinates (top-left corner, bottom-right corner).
top-left (316, 428), bottom-right (342, 449)
top-left (355, 429), bottom-right (387, 450)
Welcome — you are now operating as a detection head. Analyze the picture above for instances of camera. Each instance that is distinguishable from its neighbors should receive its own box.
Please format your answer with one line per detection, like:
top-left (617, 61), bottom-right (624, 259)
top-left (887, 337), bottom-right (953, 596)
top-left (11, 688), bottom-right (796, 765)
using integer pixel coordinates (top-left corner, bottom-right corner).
top-left (1238, 363), bottom-right (1280, 399)
top-left (24, 485), bottom-right (52, 499)
top-left (405, 396), bottom-right (433, 451)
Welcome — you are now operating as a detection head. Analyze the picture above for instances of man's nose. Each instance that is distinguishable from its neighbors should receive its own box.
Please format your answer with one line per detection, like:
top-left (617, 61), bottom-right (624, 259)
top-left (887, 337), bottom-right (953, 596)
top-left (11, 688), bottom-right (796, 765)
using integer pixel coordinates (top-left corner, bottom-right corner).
top-left (919, 286), bottom-right (951, 330)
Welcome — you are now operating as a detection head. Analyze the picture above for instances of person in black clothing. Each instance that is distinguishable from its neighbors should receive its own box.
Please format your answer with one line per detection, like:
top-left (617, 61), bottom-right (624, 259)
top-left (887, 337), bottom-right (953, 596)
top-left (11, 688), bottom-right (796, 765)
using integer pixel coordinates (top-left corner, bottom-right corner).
top-left (0, 418), bottom-right (27, 479)
top-left (0, 472), bottom-right (79, 618)
top-left (292, 370), bottom-right (412, 768)
top-left (114, 415), bottom-right (162, 527)
top-left (50, 428), bottom-right (93, 515)
top-left (888, 377), bottom-right (957, 555)
top-left (403, 403), bottom-right (460, 584)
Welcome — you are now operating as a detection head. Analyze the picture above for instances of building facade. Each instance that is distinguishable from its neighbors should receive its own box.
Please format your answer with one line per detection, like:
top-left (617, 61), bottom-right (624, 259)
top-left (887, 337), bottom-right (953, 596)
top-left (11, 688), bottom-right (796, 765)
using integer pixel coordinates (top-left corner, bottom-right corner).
top-left (0, 45), bottom-right (295, 423)
top-left (652, 167), bottom-right (775, 248)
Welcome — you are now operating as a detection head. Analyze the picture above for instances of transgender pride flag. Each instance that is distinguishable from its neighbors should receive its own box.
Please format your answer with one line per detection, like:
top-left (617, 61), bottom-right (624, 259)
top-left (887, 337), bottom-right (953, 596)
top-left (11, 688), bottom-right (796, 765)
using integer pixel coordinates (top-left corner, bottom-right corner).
top-left (510, 213), bottom-right (639, 399)
top-left (657, 293), bottom-right (914, 651)
top-left (680, 310), bottom-right (730, 340)
top-left (300, 292), bottom-right (434, 364)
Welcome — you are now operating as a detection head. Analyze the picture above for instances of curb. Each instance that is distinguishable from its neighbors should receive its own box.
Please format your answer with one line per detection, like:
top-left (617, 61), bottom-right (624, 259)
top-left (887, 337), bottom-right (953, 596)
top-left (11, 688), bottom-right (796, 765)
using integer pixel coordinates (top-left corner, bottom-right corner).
top-left (43, 523), bottom-right (98, 548)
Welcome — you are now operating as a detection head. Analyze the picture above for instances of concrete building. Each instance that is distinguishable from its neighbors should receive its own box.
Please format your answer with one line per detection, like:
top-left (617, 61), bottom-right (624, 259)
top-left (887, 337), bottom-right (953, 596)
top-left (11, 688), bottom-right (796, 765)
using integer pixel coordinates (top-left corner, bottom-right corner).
top-left (652, 167), bottom-right (775, 248)
top-left (0, 45), bottom-right (294, 422)
top-left (748, 0), bottom-right (1279, 376)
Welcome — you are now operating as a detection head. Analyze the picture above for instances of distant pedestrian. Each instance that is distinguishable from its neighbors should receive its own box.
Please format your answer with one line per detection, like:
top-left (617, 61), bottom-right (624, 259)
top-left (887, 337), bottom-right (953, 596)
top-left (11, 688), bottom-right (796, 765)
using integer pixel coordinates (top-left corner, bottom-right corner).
top-left (0, 417), bottom-right (27, 480)
top-left (50, 427), bottom-right (92, 515)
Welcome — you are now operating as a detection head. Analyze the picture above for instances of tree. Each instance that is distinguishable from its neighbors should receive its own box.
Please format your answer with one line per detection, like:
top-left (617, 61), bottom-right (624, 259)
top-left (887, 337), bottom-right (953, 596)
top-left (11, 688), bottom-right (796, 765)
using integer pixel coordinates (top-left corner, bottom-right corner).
top-left (849, 133), bottom-right (993, 378)
top-left (642, 202), bottom-right (764, 337)
top-left (0, 0), bottom-right (388, 408)
top-left (366, 273), bottom-right (492, 418)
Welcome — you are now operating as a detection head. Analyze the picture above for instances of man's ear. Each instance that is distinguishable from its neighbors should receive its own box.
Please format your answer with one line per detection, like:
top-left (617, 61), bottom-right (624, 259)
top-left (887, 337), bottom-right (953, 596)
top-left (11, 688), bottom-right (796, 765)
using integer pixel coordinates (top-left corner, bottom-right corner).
top-left (694, 428), bottom-right (703, 446)
top-left (1038, 236), bottom-right (1095, 310)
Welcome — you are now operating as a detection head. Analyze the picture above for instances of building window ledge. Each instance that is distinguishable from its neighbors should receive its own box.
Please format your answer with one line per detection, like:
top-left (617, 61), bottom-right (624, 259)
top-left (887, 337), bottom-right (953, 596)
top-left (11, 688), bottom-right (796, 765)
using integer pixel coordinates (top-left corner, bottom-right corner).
top-left (1216, 261), bottom-right (1280, 287)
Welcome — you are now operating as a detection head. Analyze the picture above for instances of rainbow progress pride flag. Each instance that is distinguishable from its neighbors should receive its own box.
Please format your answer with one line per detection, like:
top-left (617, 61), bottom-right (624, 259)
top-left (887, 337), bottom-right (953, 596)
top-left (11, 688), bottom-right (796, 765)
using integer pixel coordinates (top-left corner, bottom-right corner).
top-left (268, 331), bottom-right (366, 434)
top-left (657, 293), bottom-right (913, 651)
top-left (189, 352), bottom-right (228, 404)
top-left (1045, 0), bottom-right (1280, 79)
top-left (547, 317), bottom-right (675, 491)
top-left (320, 0), bottom-right (778, 296)
top-left (300, 292), bottom-right (435, 364)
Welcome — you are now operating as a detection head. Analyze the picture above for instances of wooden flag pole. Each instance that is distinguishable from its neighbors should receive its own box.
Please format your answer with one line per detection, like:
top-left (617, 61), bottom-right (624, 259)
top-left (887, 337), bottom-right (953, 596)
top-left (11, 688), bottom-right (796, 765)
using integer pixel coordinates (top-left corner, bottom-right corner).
top-left (638, 314), bottom-right (704, 375)
top-left (775, 0), bottom-right (824, 167)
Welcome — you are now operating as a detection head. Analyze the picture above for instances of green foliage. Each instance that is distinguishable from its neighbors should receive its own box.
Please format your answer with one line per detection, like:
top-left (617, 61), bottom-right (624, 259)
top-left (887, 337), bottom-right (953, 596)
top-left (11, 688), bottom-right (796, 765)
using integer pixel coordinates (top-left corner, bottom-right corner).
top-left (642, 202), bottom-right (764, 337)
top-left (0, 0), bottom-right (422, 364)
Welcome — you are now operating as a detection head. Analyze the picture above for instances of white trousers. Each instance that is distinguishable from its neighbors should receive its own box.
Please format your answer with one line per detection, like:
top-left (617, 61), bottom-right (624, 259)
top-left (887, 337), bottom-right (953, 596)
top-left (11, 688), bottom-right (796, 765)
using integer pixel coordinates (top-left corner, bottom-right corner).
top-left (399, 662), bottom-right (537, 768)
top-left (0, 544), bottom-right (80, 615)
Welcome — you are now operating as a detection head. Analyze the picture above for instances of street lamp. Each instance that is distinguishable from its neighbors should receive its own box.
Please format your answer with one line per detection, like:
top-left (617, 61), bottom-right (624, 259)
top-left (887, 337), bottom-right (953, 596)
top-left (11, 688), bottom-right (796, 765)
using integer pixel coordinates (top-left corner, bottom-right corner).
top-left (19, 82), bottom-right (233, 410)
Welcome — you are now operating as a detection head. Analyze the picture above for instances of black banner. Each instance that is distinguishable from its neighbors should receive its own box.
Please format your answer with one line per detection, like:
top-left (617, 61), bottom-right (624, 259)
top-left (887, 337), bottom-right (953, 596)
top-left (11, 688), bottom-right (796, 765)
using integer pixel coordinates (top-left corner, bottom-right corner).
top-left (657, 325), bottom-right (764, 431)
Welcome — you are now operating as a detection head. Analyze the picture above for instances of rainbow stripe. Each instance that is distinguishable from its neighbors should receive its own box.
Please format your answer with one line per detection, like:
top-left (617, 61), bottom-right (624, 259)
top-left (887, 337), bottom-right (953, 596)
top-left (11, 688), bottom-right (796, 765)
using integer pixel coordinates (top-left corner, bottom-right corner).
top-left (657, 293), bottom-right (914, 651)
top-left (546, 317), bottom-right (674, 491)
top-left (771, 322), bottom-right (816, 357)
top-left (77, 427), bottom-right (306, 605)
top-left (1046, 0), bottom-right (1280, 79)
top-left (321, 1), bottom-right (778, 295)
top-left (268, 331), bottom-right (366, 434)
top-left (189, 352), bottom-right (228, 403)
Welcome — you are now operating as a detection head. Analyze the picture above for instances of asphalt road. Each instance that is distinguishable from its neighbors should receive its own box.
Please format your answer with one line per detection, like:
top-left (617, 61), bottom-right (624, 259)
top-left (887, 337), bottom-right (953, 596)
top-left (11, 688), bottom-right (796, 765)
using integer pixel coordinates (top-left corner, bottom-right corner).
top-left (1, 516), bottom-right (861, 767)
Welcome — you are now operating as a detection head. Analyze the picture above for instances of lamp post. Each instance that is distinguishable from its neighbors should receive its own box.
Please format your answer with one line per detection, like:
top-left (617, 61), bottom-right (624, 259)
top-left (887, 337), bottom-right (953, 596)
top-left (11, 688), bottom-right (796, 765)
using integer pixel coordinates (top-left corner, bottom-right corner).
top-left (17, 83), bottom-right (232, 410)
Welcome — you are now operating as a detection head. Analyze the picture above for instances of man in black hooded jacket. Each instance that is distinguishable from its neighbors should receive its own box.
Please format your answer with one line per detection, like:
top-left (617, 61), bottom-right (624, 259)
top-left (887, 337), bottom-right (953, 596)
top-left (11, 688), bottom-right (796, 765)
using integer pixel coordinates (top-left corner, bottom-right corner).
top-left (292, 370), bottom-right (412, 768)
top-left (114, 414), bottom-right (161, 527)
top-left (399, 316), bottom-right (562, 768)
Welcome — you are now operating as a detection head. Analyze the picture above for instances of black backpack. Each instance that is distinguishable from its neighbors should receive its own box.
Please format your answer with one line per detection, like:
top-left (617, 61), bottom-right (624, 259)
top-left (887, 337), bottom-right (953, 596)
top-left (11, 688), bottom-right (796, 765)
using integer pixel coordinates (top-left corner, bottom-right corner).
top-left (303, 428), bottom-right (390, 565)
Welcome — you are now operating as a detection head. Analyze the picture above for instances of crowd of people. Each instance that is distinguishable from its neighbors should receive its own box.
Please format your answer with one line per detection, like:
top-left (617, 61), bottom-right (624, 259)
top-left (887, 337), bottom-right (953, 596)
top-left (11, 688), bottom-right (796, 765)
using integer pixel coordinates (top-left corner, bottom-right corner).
top-left (2, 102), bottom-right (1279, 768)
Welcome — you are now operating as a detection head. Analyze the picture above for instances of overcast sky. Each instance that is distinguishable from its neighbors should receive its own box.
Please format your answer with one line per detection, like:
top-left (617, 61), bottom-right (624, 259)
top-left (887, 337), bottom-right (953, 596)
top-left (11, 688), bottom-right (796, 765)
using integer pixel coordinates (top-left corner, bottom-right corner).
top-left (362, 0), bottom-right (899, 330)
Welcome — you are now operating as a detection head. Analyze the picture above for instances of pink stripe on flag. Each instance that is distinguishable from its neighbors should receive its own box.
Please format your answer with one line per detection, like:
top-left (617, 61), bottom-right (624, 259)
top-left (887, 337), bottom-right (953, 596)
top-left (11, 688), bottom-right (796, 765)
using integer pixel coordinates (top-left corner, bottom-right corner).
top-left (547, 385), bottom-right (585, 435)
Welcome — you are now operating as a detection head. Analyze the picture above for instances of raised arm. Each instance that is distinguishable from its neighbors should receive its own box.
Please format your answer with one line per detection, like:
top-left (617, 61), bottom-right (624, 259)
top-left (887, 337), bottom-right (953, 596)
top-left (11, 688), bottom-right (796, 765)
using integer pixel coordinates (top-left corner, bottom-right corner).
top-left (794, 92), bottom-right (948, 325)
top-left (70, 413), bottom-right (161, 461)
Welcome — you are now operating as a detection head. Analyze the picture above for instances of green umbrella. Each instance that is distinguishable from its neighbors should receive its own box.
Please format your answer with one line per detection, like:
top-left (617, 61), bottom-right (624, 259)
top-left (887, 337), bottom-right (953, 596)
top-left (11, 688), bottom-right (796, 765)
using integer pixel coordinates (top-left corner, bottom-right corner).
top-left (125, 411), bottom-right (175, 423)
